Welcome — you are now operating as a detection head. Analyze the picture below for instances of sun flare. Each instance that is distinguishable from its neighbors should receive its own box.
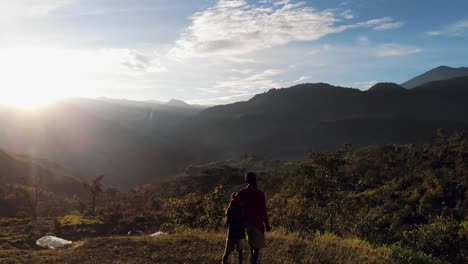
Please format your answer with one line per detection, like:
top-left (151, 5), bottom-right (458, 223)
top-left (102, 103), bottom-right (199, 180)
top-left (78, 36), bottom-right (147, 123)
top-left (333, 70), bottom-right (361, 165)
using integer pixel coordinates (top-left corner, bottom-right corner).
top-left (0, 46), bottom-right (117, 109)
top-left (0, 47), bottom-right (72, 109)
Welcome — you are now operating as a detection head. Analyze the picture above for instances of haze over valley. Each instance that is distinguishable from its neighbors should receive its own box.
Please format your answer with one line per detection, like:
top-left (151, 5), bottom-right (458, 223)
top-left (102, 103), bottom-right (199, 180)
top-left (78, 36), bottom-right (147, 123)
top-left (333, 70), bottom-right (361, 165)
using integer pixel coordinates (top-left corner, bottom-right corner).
top-left (0, 66), bottom-right (467, 187)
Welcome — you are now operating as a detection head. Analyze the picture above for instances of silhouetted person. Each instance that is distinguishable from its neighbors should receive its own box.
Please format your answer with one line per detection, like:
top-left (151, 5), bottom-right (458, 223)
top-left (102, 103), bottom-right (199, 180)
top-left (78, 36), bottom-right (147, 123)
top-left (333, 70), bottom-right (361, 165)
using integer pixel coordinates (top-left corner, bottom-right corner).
top-left (222, 192), bottom-right (246, 264)
top-left (232, 172), bottom-right (271, 264)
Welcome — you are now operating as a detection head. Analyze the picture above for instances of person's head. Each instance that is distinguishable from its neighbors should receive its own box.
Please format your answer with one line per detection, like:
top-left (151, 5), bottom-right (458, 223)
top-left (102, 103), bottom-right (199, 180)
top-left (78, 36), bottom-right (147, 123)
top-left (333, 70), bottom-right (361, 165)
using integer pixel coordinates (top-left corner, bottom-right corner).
top-left (245, 171), bottom-right (257, 186)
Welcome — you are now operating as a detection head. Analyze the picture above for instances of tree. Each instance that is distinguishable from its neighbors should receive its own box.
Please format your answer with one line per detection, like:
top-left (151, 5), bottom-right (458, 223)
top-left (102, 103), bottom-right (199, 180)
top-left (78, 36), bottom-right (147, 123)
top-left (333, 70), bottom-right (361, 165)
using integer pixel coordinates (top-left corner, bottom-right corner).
top-left (296, 144), bottom-right (351, 233)
top-left (83, 174), bottom-right (104, 216)
top-left (203, 185), bottom-right (226, 230)
top-left (166, 193), bottom-right (204, 228)
top-left (21, 174), bottom-right (42, 223)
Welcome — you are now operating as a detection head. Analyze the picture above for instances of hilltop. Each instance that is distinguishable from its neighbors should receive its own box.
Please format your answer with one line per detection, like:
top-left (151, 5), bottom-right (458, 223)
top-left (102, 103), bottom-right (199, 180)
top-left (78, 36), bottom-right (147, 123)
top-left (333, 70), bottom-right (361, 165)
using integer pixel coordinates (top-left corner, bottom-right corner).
top-left (0, 230), bottom-right (407, 264)
top-left (401, 66), bottom-right (468, 88)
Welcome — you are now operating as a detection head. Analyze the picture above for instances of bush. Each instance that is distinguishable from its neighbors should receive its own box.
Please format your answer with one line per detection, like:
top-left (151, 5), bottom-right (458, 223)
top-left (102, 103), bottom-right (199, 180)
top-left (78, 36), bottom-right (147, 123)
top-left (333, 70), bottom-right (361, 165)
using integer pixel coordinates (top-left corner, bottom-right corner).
top-left (59, 215), bottom-right (103, 226)
top-left (403, 216), bottom-right (464, 263)
top-left (166, 193), bottom-right (205, 228)
top-left (386, 244), bottom-right (448, 264)
top-left (165, 185), bottom-right (227, 231)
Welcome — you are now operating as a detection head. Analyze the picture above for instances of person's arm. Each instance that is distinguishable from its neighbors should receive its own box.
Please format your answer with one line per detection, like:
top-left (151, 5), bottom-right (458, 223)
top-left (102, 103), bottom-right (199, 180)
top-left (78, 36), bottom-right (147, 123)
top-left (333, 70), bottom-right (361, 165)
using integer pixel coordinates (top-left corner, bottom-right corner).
top-left (225, 208), bottom-right (231, 226)
top-left (261, 192), bottom-right (271, 231)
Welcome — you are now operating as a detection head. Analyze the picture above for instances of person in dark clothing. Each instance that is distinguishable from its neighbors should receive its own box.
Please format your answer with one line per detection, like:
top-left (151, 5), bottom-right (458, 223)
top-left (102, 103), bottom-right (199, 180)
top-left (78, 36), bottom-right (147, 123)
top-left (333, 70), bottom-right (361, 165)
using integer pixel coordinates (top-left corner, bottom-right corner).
top-left (222, 192), bottom-right (246, 264)
top-left (232, 172), bottom-right (271, 264)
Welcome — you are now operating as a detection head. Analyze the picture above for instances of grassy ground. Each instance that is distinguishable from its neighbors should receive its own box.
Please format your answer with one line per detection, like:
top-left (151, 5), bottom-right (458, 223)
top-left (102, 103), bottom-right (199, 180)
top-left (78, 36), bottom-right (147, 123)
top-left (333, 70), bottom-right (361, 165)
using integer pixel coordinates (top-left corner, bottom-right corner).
top-left (0, 230), bottom-right (394, 264)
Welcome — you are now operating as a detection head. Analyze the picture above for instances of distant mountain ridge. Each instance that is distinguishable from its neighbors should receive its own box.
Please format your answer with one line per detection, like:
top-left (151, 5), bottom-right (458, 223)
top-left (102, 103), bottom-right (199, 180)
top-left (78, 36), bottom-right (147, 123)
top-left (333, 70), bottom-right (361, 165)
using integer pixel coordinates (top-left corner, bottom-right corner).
top-left (401, 66), bottom-right (468, 88)
top-left (368, 82), bottom-right (407, 93)
top-left (177, 77), bottom-right (468, 161)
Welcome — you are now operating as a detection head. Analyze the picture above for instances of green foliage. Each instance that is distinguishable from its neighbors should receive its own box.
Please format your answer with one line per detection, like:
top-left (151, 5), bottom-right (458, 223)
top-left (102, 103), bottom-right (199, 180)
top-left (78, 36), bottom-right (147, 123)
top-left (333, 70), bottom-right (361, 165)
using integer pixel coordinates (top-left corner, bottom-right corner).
top-left (268, 194), bottom-right (325, 233)
top-left (295, 144), bottom-right (352, 233)
top-left (202, 185), bottom-right (226, 231)
top-left (403, 216), bottom-right (465, 263)
top-left (83, 175), bottom-right (104, 216)
top-left (385, 244), bottom-right (448, 264)
top-left (58, 215), bottom-right (104, 226)
top-left (166, 185), bottom-right (226, 231)
top-left (158, 132), bottom-right (468, 263)
top-left (166, 193), bottom-right (205, 228)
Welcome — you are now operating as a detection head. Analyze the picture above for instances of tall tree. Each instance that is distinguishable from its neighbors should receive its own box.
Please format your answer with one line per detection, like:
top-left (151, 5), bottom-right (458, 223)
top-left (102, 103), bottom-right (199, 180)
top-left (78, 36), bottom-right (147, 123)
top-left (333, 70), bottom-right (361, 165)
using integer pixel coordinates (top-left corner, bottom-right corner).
top-left (21, 174), bottom-right (42, 223)
top-left (83, 174), bottom-right (104, 216)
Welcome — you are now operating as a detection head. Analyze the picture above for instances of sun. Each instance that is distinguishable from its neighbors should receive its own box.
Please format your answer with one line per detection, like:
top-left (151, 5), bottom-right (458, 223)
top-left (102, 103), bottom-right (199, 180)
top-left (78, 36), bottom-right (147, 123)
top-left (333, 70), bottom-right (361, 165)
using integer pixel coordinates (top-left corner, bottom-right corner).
top-left (0, 46), bottom-right (85, 110)
top-left (0, 46), bottom-right (133, 109)
top-left (2, 94), bottom-right (57, 110)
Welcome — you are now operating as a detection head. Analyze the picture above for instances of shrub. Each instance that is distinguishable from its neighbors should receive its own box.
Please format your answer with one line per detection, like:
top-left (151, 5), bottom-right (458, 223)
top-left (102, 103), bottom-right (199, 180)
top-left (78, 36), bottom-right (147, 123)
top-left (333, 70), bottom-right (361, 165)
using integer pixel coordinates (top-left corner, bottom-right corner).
top-left (59, 215), bottom-right (103, 226)
top-left (403, 216), bottom-right (464, 263)
top-left (386, 244), bottom-right (448, 264)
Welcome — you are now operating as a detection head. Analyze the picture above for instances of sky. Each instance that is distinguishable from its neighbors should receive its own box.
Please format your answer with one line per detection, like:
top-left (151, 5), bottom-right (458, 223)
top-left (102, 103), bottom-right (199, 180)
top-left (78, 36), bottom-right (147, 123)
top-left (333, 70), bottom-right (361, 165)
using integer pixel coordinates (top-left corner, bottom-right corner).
top-left (1, 0), bottom-right (467, 107)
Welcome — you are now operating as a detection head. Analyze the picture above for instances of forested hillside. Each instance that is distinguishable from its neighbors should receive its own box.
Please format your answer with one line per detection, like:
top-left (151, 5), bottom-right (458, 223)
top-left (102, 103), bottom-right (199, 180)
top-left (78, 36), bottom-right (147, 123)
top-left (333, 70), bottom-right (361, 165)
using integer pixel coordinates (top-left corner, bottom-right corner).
top-left (2, 131), bottom-right (463, 263)
top-left (178, 77), bottom-right (468, 161)
top-left (0, 149), bottom-right (84, 218)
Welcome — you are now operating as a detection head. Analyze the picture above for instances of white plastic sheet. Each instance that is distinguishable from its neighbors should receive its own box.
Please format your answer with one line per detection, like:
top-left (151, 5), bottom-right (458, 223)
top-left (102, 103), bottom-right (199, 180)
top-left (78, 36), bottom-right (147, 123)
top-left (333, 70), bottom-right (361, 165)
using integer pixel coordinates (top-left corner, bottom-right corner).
top-left (36, 236), bottom-right (72, 249)
top-left (150, 231), bottom-right (168, 237)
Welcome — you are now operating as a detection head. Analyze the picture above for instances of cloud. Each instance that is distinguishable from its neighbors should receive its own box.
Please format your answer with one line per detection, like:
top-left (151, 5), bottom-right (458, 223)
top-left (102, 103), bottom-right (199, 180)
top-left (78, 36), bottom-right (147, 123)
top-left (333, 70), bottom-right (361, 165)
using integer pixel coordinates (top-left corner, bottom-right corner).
top-left (274, 0), bottom-right (291, 6)
top-left (188, 92), bottom-right (258, 105)
top-left (215, 68), bottom-right (286, 90)
top-left (355, 80), bottom-right (378, 89)
top-left (341, 10), bottom-right (354, 20)
top-left (426, 31), bottom-right (442, 36)
top-left (231, 68), bottom-right (255, 74)
top-left (195, 88), bottom-right (221, 94)
top-left (293, 76), bottom-right (311, 83)
top-left (0, 0), bottom-right (72, 18)
top-left (362, 17), bottom-right (393, 26)
top-left (373, 21), bottom-right (405, 31)
top-left (346, 17), bottom-right (404, 31)
top-left (309, 44), bottom-right (331, 55)
top-left (339, 1), bottom-right (351, 6)
top-left (425, 19), bottom-right (468, 37)
top-left (357, 36), bottom-right (369, 45)
top-left (171, 0), bottom-right (400, 57)
top-left (120, 50), bottom-right (167, 73)
top-left (375, 44), bottom-right (422, 57)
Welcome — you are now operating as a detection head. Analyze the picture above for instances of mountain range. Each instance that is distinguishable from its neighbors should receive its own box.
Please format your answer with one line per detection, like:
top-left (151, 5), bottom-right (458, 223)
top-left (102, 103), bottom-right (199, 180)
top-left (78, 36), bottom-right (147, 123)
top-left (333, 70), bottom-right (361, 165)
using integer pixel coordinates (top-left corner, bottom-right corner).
top-left (0, 66), bottom-right (467, 188)
top-left (178, 76), bottom-right (468, 161)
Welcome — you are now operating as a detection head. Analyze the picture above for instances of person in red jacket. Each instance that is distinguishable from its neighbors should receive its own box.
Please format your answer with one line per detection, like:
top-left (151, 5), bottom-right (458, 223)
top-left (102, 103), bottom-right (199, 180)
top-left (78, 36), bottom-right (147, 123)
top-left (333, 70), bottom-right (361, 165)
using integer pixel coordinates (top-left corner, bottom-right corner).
top-left (232, 171), bottom-right (271, 264)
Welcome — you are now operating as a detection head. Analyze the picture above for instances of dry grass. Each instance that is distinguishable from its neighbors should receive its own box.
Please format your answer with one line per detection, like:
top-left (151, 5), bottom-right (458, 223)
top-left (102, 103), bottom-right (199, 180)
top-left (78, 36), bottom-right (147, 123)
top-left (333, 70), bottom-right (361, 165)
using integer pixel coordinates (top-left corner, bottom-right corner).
top-left (0, 230), bottom-right (394, 264)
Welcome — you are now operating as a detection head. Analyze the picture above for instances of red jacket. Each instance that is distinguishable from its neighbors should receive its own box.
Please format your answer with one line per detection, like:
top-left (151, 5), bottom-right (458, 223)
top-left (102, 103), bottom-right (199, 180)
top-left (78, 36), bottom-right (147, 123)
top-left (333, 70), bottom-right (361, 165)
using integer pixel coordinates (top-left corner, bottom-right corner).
top-left (233, 184), bottom-right (270, 230)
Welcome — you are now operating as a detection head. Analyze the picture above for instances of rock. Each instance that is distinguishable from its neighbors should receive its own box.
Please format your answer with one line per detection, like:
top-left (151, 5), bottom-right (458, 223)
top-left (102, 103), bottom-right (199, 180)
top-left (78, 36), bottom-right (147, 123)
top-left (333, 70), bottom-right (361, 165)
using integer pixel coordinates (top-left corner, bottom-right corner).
top-left (36, 236), bottom-right (72, 249)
